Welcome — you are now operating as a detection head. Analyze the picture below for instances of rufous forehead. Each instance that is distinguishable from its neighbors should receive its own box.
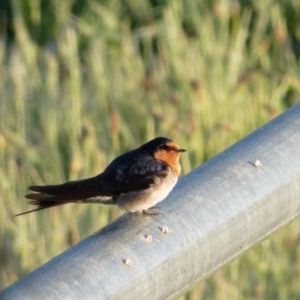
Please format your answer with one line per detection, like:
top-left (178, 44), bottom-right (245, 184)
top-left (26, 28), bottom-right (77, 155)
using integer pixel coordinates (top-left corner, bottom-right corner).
top-left (165, 141), bottom-right (180, 150)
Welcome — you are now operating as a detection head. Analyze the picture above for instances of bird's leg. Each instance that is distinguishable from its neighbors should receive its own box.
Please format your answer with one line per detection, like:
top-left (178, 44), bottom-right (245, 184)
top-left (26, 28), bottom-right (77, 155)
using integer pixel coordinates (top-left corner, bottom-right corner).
top-left (141, 208), bottom-right (164, 217)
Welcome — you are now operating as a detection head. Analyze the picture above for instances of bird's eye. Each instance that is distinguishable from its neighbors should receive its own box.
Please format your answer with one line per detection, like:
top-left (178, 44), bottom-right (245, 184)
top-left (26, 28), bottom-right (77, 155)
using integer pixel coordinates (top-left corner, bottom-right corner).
top-left (160, 144), bottom-right (169, 151)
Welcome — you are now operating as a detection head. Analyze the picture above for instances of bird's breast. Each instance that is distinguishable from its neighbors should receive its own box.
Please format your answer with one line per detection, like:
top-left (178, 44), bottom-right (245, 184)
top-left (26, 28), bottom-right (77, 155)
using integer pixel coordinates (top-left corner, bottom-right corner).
top-left (115, 168), bottom-right (178, 212)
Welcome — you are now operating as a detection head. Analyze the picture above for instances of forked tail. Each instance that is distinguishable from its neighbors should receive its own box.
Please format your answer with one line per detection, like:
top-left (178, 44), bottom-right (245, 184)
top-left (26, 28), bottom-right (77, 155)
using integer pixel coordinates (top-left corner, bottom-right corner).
top-left (15, 177), bottom-right (107, 216)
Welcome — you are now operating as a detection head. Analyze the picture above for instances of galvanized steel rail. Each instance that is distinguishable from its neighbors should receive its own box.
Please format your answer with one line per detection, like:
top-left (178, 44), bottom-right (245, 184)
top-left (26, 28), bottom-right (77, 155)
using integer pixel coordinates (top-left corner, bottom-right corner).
top-left (1, 103), bottom-right (300, 300)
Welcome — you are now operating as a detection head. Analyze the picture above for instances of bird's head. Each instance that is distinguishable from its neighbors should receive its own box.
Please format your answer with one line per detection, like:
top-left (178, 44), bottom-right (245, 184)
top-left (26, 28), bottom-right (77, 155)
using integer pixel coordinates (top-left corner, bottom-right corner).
top-left (141, 137), bottom-right (186, 175)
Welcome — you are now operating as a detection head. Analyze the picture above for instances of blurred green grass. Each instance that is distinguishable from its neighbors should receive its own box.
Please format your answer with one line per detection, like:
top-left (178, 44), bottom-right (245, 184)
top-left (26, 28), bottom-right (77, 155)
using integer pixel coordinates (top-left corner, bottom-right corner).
top-left (1, 0), bottom-right (300, 298)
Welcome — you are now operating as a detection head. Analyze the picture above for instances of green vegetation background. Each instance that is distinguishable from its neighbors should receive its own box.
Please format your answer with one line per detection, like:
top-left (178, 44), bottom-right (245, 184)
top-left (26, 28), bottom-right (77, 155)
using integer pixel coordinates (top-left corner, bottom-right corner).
top-left (1, 0), bottom-right (300, 298)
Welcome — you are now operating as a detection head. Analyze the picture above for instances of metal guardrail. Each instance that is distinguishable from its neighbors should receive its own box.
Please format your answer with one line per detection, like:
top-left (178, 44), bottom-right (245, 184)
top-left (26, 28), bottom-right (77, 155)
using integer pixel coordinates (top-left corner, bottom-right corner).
top-left (1, 103), bottom-right (300, 300)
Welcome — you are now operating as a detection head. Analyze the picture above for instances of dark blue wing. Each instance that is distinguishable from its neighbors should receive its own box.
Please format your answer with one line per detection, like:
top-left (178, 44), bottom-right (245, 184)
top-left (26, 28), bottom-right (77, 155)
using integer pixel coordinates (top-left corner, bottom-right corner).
top-left (95, 149), bottom-right (169, 195)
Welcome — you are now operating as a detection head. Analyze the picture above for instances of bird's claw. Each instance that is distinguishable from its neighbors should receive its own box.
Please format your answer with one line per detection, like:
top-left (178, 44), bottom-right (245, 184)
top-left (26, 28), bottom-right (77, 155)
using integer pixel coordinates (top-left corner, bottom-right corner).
top-left (140, 209), bottom-right (164, 217)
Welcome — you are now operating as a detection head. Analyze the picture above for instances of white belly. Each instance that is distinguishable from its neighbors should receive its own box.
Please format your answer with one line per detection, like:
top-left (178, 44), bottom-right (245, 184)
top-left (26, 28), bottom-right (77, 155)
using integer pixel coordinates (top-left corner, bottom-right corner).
top-left (116, 169), bottom-right (178, 212)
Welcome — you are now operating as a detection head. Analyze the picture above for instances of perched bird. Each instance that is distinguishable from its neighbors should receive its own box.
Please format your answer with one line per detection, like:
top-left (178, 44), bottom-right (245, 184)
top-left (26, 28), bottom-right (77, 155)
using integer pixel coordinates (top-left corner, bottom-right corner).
top-left (16, 137), bottom-right (186, 216)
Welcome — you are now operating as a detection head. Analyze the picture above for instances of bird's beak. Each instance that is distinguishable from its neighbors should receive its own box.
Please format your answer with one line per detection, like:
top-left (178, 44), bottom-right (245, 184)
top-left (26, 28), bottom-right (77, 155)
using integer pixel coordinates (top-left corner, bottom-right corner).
top-left (177, 148), bottom-right (187, 153)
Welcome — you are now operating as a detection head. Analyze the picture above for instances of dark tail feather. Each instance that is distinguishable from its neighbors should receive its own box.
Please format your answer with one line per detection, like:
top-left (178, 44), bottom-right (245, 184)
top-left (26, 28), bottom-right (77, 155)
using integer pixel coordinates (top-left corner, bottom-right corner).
top-left (15, 188), bottom-right (79, 216)
top-left (16, 177), bottom-right (107, 216)
top-left (15, 194), bottom-right (74, 216)
top-left (27, 177), bottom-right (103, 197)
top-left (15, 200), bottom-right (70, 216)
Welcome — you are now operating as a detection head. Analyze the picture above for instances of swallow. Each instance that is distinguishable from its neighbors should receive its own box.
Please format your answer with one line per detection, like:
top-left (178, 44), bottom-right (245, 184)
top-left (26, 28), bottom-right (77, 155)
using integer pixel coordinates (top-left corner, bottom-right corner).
top-left (16, 137), bottom-right (186, 216)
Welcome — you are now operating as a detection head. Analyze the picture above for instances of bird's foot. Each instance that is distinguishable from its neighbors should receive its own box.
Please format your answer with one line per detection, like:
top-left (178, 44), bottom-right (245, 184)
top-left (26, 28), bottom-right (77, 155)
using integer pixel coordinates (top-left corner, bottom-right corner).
top-left (140, 208), bottom-right (164, 217)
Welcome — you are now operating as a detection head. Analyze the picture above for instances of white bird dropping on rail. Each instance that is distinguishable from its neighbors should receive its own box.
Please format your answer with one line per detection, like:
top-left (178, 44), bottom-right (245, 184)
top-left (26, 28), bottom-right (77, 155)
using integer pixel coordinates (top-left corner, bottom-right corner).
top-left (122, 258), bottom-right (132, 266)
top-left (254, 160), bottom-right (262, 167)
top-left (160, 226), bottom-right (172, 234)
top-left (145, 234), bottom-right (153, 242)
